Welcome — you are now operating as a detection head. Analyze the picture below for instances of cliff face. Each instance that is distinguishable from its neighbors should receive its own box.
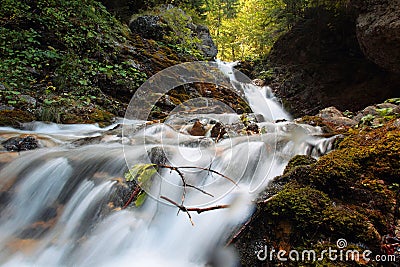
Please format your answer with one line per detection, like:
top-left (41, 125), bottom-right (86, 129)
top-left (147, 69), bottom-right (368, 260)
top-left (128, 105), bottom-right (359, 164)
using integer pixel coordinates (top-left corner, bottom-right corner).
top-left (262, 4), bottom-right (400, 118)
top-left (354, 0), bottom-right (400, 73)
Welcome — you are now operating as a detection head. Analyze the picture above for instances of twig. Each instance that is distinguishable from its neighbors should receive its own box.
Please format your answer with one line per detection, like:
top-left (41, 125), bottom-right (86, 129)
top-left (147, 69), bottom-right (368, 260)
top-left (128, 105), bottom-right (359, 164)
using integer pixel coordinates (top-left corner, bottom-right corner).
top-left (158, 164), bottom-right (238, 186)
top-left (161, 196), bottom-right (230, 226)
top-left (122, 184), bottom-right (142, 209)
top-left (160, 165), bottom-right (216, 212)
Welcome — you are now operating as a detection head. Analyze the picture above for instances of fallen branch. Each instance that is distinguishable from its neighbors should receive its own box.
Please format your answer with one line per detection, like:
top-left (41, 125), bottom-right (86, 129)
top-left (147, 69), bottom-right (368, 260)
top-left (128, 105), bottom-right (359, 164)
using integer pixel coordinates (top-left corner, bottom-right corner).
top-left (160, 196), bottom-right (230, 226)
top-left (158, 164), bottom-right (237, 186)
top-left (122, 184), bottom-right (142, 209)
top-left (123, 163), bottom-right (237, 225)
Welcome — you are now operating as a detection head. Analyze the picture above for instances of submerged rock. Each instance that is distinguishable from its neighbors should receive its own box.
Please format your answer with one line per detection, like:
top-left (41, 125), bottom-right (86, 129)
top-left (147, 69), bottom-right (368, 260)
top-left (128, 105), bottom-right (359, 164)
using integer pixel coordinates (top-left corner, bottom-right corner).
top-left (210, 122), bottom-right (227, 138)
top-left (189, 120), bottom-right (207, 136)
top-left (2, 136), bottom-right (39, 151)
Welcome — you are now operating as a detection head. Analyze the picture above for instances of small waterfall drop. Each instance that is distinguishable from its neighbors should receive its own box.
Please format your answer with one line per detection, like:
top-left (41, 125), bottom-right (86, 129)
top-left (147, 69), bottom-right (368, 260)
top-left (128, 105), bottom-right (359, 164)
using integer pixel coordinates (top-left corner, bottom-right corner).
top-left (215, 60), bottom-right (290, 122)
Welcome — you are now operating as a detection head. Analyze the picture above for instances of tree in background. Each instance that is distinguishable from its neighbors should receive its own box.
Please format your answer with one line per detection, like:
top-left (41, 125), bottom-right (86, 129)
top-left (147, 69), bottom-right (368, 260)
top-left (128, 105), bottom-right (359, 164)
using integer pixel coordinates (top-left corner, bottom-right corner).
top-left (204, 0), bottom-right (286, 61)
top-left (202, 0), bottom-right (348, 61)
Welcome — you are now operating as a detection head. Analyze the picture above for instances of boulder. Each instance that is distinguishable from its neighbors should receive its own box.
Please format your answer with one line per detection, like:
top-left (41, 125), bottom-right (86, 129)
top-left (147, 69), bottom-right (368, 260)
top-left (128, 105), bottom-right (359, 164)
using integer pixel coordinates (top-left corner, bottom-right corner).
top-left (188, 23), bottom-right (218, 59)
top-left (2, 136), bottom-right (39, 151)
top-left (355, 0), bottom-right (400, 73)
top-left (129, 15), bottom-right (170, 41)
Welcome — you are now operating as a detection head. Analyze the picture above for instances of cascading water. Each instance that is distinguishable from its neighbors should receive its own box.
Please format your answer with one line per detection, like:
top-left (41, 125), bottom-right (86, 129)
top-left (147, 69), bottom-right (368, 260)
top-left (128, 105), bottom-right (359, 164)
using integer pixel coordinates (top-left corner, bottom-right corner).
top-left (0, 61), bottom-right (336, 266)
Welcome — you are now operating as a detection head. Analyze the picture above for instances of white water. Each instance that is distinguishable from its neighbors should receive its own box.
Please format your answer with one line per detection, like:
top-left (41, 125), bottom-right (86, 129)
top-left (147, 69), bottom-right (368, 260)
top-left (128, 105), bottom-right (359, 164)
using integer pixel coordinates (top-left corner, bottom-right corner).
top-left (0, 62), bottom-right (335, 266)
top-left (215, 60), bottom-right (290, 122)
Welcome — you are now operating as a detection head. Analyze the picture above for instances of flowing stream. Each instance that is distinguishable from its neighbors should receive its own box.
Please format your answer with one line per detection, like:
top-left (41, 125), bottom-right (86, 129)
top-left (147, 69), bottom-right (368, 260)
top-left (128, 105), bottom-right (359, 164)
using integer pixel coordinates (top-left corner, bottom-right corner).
top-left (0, 61), bottom-right (335, 266)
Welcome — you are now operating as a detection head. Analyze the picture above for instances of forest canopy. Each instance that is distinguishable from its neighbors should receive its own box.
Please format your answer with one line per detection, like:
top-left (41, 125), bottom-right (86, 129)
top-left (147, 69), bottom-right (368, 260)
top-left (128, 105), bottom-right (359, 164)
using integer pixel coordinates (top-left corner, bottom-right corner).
top-left (137, 0), bottom-right (348, 60)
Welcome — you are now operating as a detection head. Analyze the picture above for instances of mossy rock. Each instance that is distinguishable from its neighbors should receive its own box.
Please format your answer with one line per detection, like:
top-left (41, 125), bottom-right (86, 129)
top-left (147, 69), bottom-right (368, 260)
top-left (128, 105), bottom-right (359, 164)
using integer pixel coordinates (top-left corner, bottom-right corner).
top-left (235, 119), bottom-right (400, 265)
top-left (61, 108), bottom-right (113, 126)
top-left (283, 155), bottom-right (317, 175)
top-left (0, 110), bottom-right (34, 127)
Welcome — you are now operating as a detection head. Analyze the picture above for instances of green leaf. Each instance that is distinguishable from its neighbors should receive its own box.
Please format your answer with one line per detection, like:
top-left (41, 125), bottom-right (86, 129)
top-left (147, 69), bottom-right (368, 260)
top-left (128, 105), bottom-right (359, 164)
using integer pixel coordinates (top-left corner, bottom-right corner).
top-left (135, 191), bottom-right (147, 207)
top-left (125, 164), bottom-right (157, 183)
top-left (385, 98), bottom-right (400, 104)
top-left (78, 79), bottom-right (88, 86)
top-left (376, 108), bottom-right (393, 117)
top-left (43, 99), bottom-right (54, 105)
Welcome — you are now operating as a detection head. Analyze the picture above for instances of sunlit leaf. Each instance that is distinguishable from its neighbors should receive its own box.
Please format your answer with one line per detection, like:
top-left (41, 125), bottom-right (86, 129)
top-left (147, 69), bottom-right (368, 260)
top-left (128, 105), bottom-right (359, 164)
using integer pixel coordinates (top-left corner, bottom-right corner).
top-left (135, 191), bottom-right (147, 207)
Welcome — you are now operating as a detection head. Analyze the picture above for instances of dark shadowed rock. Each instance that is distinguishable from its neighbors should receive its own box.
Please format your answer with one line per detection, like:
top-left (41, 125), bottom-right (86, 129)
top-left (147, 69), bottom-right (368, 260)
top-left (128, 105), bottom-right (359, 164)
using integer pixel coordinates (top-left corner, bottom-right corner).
top-left (355, 0), bottom-right (400, 73)
top-left (210, 122), bottom-right (227, 138)
top-left (188, 24), bottom-right (218, 59)
top-left (129, 15), bottom-right (171, 41)
top-left (2, 136), bottom-right (39, 151)
top-left (266, 7), bottom-right (400, 118)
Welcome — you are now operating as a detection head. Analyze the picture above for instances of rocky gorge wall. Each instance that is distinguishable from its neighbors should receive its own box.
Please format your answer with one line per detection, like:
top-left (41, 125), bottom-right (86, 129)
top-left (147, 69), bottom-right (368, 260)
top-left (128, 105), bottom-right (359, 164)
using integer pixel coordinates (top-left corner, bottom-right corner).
top-left (252, 2), bottom-right (400, 118)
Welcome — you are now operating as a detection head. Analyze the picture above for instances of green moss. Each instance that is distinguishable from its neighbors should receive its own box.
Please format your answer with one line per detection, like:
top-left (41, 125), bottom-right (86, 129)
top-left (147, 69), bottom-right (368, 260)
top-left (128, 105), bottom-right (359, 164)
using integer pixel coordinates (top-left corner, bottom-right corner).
top-left (283, 155), bottom-right (316, 175)
top-left (322, 206), bottom-right (380, 247)
top-left (0, 110), bottom-right (34, 127)
top-left (265, 187), bottom-right (331, 232)
top-left (237, 120), bottom-right (400, 263)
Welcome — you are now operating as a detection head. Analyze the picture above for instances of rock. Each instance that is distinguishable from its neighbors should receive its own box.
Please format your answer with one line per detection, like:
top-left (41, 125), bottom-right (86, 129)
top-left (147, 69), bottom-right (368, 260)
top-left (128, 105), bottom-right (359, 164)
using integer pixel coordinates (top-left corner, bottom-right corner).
top-left (148, 146), bottom-right (168, 166)
top-left (317, 106), bottom-right (343, 119)
top-left (210, 122), bottom-right (227, 138)
top-left (2, 136), bottom-right (39, 151)
top-left (353, 105), bottom-right (379, 122)
top-left (188, 120), bottom-right (206, 136)
top-left (188, 24), bottom-right (218, 59)
top-left (0, 105), bottom-right (14, 111)
top-left (266, 7), bottom-right (400, 118)
top-left (245, 123), bottom-right (259, 133)
top-left (355, 0), bottom-right (400, 73)
top-left (252, 79), bottom-right (266, 87)
top-left (315, 107), bottom-right (357, 129)
top-left (0, 83), bottom-right (5, 91)
top-left (376, 103), bottom-right (398, 109)
top-left (129, 15), bottom-right (171, 41)
top-left (19, 95), bottom-right (37, 106)
top-left (283, 155), bottom-right (316, 175)
top-left (71, 136), bottom-right (103, 146)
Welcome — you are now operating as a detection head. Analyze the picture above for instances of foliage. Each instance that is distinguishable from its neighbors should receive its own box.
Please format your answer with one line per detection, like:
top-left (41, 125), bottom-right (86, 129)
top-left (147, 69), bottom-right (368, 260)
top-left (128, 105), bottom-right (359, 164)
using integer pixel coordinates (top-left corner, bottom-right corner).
top-left (125, 163), bottom-right (158, 184)
top-left (161, 7), bottom-right (204, 59)
top-left (0, 0), bottom-right (147, 123)
top-left (202, 0), bottom-right (349, 60)
top-left (385, 98), bottom-right (400, 105)
top-left (125, 163), bottom-right (158, 207)
top-left (133, 6), bottom-right (205, 59)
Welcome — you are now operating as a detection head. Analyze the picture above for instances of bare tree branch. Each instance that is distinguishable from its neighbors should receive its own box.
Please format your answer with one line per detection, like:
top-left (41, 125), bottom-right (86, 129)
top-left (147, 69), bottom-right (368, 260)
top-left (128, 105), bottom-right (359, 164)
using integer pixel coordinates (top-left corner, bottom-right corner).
top-left (158, 164), bottom-right (238, 186)
top-left (122, 184), bottom-right (142, 209)
top-left (161, 195), bottom-right (230, 226)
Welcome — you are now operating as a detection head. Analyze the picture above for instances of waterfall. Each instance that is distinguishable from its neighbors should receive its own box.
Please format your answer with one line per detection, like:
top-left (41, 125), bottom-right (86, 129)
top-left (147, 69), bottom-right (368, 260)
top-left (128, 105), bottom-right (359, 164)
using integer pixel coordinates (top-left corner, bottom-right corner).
top-left (215, 60), bottom-right (291, 122)
top-left (0, 62), bottom-right (335, 266)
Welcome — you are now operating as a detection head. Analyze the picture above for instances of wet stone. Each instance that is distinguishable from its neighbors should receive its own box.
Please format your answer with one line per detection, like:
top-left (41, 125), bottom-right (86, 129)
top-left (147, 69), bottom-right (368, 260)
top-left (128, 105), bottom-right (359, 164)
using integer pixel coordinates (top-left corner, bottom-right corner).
top-left (210, 122), bottom-right (227, 138)
top-left (2, 136), bottom-right (39, 151)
